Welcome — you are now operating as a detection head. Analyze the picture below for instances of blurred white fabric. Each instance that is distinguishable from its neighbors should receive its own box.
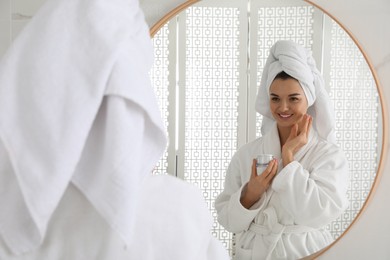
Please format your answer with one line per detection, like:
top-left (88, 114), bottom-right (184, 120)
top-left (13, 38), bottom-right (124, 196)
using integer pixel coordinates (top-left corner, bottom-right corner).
top-left (0, 0), bottom-right (166, 254)
top-left (0, 173), bottom-right (230, 259)
top-left (0, 0), bottom-right (229, 258)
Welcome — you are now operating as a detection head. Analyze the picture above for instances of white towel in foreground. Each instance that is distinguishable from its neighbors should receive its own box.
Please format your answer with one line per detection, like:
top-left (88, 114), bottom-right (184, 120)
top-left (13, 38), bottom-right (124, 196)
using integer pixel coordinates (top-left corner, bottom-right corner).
top-left (0, 160), bottom-right (229, 260)
top-left (0, 0), bottom-right (166, 255)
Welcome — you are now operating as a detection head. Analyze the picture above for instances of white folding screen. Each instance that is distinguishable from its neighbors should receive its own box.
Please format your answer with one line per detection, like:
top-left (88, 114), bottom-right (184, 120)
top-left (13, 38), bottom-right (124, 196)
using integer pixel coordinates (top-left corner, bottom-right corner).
top-left (327, 18), bottom-right (380, 237)
top-left (150, 0), bottom-right (380, 256)
top-left (180, 1), bottom-right (248, 254)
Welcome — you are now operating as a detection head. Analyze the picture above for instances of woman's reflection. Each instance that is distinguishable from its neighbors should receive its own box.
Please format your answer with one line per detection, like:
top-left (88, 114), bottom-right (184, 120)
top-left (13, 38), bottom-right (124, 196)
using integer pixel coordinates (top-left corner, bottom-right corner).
top-left (215, 40), bottom-right (349, 259)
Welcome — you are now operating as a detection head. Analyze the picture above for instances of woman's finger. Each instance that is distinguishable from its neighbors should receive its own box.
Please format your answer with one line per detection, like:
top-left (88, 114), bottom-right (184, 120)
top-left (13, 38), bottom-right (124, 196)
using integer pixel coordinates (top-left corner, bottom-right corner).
top-left (297, 114), bottom-right (310, 139)
top-left (306, 115), bottom-right (312, 138)
top-left (288, 123), bottom-right (298, 140)
top-left (300, 114), bottom-right (309, 134)
top-left (251, 159), bottom-right (257, 179)
top-left (265, 159), bottom-right (277, 181)
top-left (263, 159), bottom-right (276, 177)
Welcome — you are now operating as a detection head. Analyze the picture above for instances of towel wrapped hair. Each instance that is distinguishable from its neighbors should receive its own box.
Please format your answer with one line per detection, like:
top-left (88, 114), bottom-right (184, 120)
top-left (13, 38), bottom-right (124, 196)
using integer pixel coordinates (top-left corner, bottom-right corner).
top-left (255, 40), bottom-right (336, 144)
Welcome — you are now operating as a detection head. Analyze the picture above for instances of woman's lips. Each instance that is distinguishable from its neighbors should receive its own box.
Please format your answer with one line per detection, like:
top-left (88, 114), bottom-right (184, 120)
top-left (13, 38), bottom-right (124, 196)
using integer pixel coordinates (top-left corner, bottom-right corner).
top-left (278, 114), bottom-right (293, 119)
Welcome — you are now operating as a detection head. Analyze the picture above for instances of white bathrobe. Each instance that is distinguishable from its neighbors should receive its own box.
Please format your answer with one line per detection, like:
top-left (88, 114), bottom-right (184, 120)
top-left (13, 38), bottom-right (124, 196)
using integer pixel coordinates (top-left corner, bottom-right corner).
top-left (215, 123), bottom-right (349, 260)
top-left (0, 174), bottom-right (229, 260)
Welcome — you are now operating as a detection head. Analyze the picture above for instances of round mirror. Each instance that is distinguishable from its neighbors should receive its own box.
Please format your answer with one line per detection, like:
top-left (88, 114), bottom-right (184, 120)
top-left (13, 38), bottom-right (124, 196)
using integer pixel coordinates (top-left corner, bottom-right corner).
top-left (149, 0), bottom-right (386, 258)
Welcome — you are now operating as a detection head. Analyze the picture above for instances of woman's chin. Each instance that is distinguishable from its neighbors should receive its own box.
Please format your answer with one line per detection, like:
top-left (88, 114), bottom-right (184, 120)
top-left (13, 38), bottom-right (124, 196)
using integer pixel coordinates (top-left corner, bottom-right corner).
top-left (276, 119), bottom-right (299, 128)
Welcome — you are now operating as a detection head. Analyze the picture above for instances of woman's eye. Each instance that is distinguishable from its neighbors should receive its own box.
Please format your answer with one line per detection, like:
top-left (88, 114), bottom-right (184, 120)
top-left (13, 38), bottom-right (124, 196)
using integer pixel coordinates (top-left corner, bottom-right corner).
top-left (290, 97), bottom-right (300, 102)
top-left (271, 97), bottom-right (279, 102)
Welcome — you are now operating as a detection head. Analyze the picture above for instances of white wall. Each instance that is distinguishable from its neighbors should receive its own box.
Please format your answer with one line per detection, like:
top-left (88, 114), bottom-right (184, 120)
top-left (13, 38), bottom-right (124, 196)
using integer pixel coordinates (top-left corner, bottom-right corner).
top-left (0, 0), bottom-right (47, 57)
top-left (0, 0), bottom-right (389, 258)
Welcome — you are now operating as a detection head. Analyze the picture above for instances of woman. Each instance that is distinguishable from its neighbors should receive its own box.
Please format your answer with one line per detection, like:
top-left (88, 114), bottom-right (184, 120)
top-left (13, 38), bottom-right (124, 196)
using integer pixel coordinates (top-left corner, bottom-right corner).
top-left (215, 40), bottom-right (349, 260)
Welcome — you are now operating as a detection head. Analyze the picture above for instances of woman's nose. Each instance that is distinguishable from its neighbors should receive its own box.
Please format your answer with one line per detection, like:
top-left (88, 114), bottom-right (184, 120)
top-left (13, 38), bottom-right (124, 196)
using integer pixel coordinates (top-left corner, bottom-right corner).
top-left (279, 100), bottom-right (289, 111)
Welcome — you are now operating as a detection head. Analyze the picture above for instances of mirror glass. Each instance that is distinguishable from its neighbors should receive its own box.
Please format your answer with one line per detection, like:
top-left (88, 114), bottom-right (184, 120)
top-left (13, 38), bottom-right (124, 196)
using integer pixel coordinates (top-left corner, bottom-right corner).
top-left (149, 0), bottom-right (383, 257)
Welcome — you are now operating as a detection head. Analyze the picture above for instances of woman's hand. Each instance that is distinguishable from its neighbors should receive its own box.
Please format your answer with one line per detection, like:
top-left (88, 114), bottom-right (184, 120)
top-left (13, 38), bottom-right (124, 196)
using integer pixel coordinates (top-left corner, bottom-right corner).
top-left (282, 114), bottom-right (312, 167)
top-left (240, 158), bottom-right (278, 209)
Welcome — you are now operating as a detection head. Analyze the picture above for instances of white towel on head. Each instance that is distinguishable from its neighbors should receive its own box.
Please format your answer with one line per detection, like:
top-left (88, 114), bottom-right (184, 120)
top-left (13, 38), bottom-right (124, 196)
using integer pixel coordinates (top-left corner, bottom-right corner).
top-left (255, 40), bottom-right (336, 143)
top-left (0, 0), bottom-right (166, 255)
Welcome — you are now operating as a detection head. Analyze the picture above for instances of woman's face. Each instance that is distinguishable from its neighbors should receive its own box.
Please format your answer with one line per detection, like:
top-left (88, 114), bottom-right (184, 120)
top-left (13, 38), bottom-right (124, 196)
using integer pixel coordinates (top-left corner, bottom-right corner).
top-left (269, 78), bottom-right (308, 128)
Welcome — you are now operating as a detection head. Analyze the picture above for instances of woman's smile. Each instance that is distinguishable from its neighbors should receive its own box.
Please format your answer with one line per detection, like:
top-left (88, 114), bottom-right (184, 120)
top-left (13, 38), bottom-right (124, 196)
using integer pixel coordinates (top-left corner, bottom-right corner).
top-left (278, 113), bottom-right (293, 119)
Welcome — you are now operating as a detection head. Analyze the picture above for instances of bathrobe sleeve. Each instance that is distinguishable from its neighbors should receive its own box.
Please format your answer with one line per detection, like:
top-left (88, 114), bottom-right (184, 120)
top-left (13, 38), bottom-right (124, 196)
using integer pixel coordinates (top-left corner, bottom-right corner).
top-left (130, 175), bottom-right (230, 260)
top-left (215, 150), bottom-right (268, 233)
top-left (272, 142), bottom-right (349, 228)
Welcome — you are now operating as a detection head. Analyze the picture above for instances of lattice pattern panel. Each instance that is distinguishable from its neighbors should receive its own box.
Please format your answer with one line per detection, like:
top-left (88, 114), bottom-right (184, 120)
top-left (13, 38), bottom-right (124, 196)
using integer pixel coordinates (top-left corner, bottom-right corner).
top-left (183, 6), bottom-right (241, 255)
top-left (255, 6), bottom-right (314, 134)
top-left (327, 19), bottom-right (379, 239)
top-left (150, 22), bottom-right (170, 175)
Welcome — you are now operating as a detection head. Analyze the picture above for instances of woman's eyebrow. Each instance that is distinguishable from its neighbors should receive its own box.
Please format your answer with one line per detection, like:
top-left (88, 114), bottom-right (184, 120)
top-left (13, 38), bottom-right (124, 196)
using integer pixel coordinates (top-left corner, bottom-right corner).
top-left (270, 93), bottom-right (301, 97)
